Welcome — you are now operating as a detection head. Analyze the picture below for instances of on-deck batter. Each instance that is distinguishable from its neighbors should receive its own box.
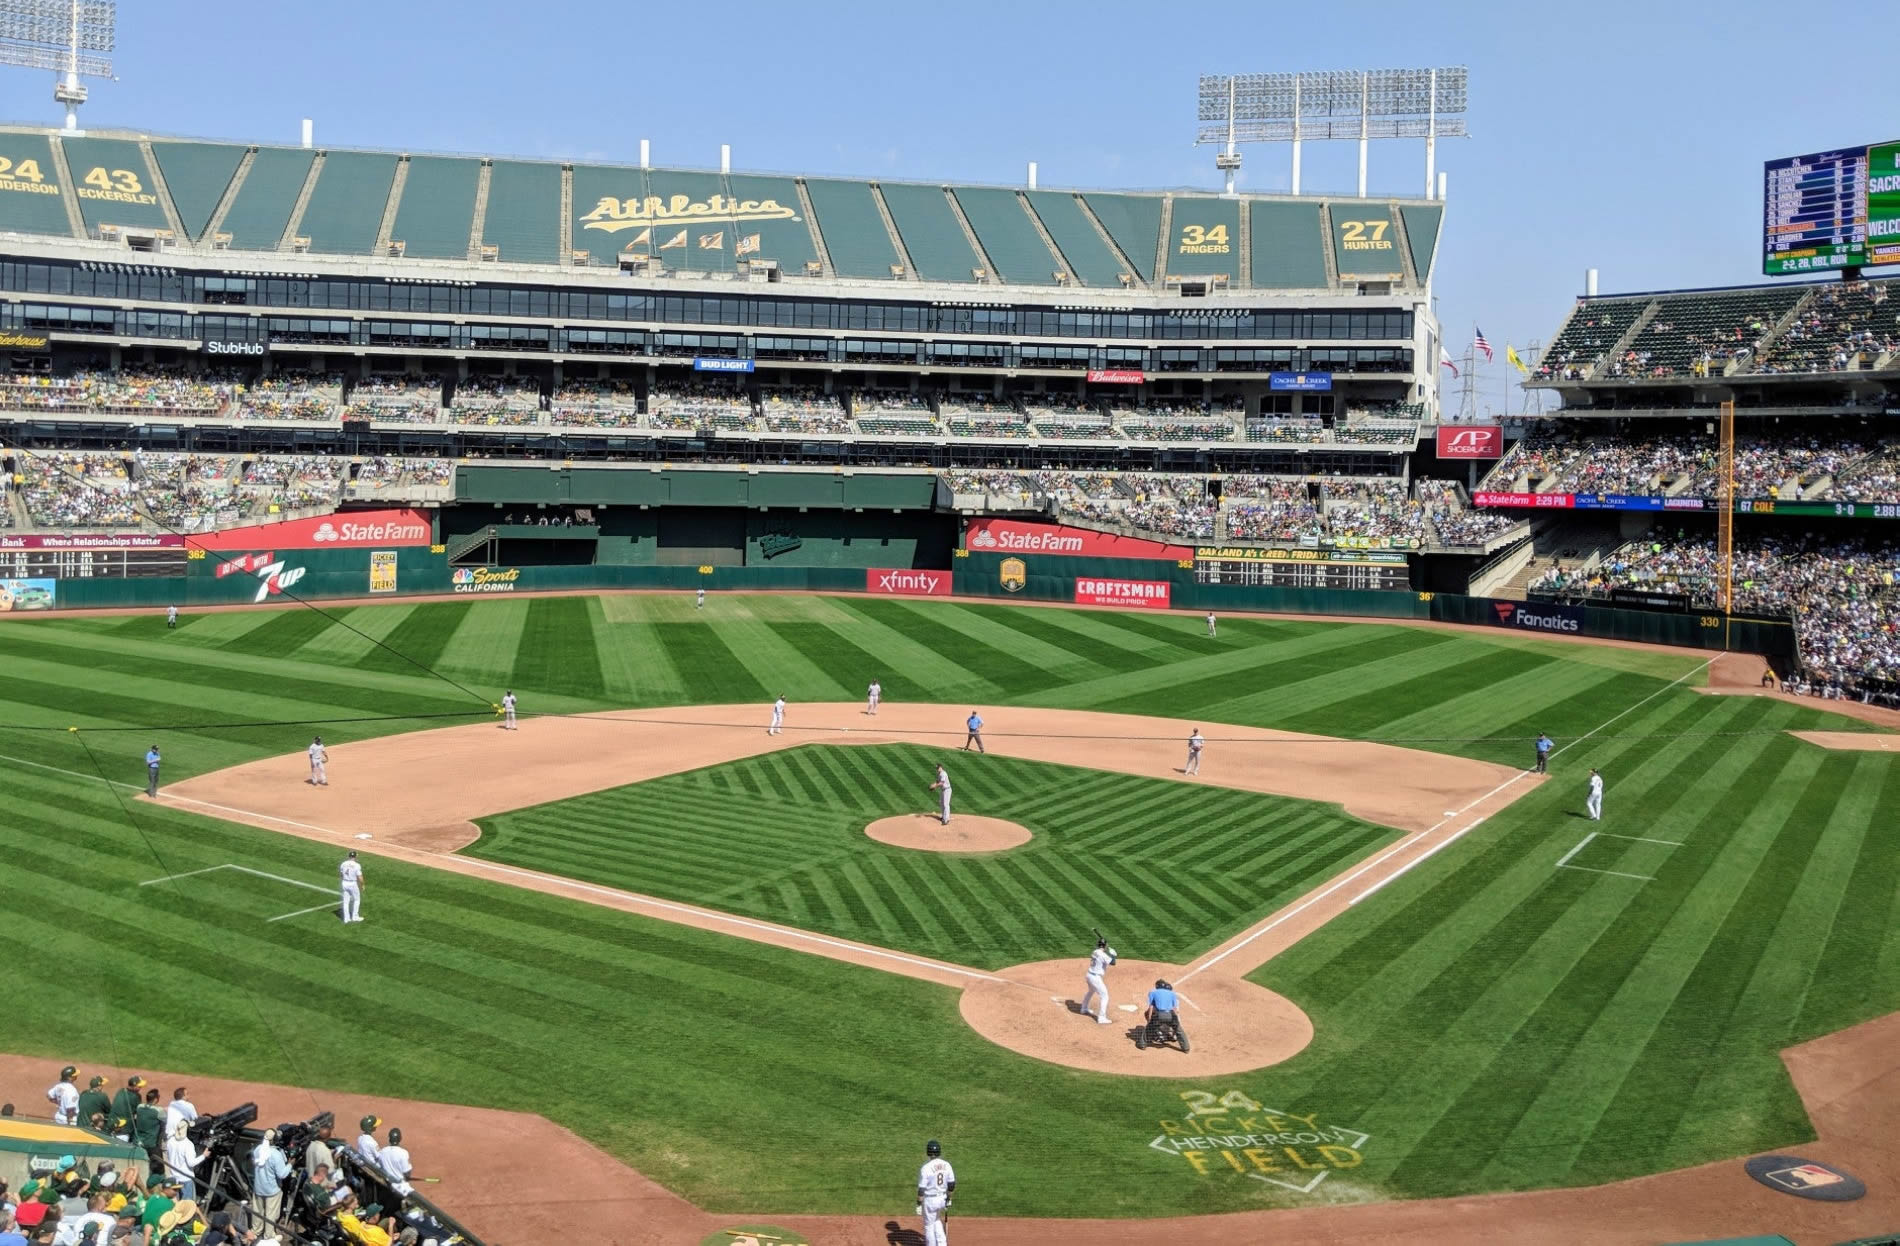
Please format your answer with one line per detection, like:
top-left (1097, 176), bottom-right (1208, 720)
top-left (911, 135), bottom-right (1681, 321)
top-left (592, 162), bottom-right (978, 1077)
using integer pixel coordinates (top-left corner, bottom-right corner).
top-left (916, 1139), bottom-right (955, 1246)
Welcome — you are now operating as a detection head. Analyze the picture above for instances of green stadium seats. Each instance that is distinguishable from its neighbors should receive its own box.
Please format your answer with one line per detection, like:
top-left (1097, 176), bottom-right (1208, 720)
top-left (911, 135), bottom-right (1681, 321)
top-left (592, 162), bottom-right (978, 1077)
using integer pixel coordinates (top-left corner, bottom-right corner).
top-left (221, 147), bottom-right (316, 251)
top-left (391, 156), bottom-right (481, 260)
top-left (1082, 194), bottom-right (1163, 282)
top-left (61, 136), bottom-right (171, 234)
top-left (299, 151), bottom-right (399, 255)
top-left (1752, 278), bottom-right (1899, 374)
top-left (482, 160), bottom-right (562, 265)
top-left (150, 141), bottom-right (247, 240)
top-left (1616, 287), bottom-right (1804, 378)
top-left (724, 174), bottom-right (820, 272)
top-left (1249, 202), bottom-right (1329, 289)
top-left (1538, 296), bottom-right (1650, 380)
top-left (1024, 191), bottom-right (1128, 287)
top-left (0, 134), bottom-right (72, 236)
top-left (1399, 204), bottom-right (1443, 283)
top-left (953, 188), bottom-right (1060, 285)
top-left (803, 178), bottom-right (901, 278)
top-left (641, 170), bottom-right (738, 272)
top-left (1330, 205), bottom-right (1403, 282)
top-left (879, 182), bottom-right (982, 283)
top-left (570, 162), bottom-right (649, 266)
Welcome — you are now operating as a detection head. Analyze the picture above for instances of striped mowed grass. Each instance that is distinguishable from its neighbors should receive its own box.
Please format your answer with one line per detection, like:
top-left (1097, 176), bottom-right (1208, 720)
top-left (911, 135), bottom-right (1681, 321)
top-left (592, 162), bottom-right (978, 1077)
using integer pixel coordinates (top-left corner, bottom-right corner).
top-left (0, 592), bottom-right (1896, 1216)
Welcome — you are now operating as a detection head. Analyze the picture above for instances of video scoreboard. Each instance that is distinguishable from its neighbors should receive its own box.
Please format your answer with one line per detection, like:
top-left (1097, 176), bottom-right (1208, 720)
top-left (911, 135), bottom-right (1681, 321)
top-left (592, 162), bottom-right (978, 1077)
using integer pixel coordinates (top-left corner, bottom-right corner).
top-left (1763, 140), bottom-right (1900, 275)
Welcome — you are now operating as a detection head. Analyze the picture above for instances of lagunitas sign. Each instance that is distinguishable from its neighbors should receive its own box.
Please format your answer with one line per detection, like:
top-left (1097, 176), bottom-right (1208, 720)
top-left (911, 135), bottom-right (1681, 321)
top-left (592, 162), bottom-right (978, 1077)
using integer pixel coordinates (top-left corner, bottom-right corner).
top-left (865, 568), bottom-right (951, 596)
top-left (965, 518), bottom-right (1191, 563)
top-left (190, 509), bottom-right (433, 552)
top-left (1436, 426), bottom-right (1503, 460)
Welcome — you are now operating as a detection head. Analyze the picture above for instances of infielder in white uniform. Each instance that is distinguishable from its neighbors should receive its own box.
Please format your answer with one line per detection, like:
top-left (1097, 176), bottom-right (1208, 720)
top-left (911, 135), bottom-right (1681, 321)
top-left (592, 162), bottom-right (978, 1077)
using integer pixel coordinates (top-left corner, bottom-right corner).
top-left (339, 850), bottom-right (363, 923)
top-left (1586, 768), bottom-right (1604, 820)
top-left (1185, 728), bottom-right (1204, 776)
top-left (1081, 937), bottom-right (1117, 1024)
top-left (1206, 611), bottom-right (1217, 637)
top-left (916, 1139), bottom-right (955, 1246)
top-left (930, 764), bottom-right (952, 824)
top-left (501, 690), bottom-right (518, 730)
top-left (866, 680), bottom-right (881, 716)
top-left (307, 736), bottom-right (328, 786)
top-left (769, 695), bottom-right (786, 735)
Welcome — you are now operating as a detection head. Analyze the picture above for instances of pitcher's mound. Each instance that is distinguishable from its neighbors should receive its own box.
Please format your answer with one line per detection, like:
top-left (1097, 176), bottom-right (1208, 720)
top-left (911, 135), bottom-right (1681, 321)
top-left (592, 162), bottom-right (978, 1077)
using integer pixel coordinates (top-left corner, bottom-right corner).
top-left (865, 814), bottom-right (1031, 853)
top-left (961, 958), bottom-right (1313, 1077)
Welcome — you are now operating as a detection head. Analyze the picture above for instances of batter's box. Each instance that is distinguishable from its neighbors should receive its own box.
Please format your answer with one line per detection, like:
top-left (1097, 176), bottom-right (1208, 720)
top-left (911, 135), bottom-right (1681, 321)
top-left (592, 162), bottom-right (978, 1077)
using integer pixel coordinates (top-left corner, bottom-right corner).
top-left (1554, 831), bottom-right (1682, 883)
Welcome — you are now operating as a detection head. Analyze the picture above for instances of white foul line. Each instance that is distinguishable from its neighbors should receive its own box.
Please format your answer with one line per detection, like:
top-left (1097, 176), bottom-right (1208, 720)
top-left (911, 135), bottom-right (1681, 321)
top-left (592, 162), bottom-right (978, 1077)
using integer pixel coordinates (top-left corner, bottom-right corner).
top-left (1343, 656), bottom-right (1715, 909)
top-left (266, 901), bottom-right (339, 923)
top-left (139, 864), bottom-right (230, 887)
top-left (1553, 833), bottom-right (1598, 871)
top-left (1559, 865), bottom-right (1654, 882)
top-left (227, 865), bottom-right (333, 895)
top-left (1602, 833), bottom-right (1683, 847)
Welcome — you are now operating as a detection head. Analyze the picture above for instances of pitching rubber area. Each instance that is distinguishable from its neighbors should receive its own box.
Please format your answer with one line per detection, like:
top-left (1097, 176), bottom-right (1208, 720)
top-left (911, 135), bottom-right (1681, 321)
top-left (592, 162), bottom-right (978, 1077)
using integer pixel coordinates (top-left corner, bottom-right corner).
top-left (864, 812), bottom-right (1032, 852)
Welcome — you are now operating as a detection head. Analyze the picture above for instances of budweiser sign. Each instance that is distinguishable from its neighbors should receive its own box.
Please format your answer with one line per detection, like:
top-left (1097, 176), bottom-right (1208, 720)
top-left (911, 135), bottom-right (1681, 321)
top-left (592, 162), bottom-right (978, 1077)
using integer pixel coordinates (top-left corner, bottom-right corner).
top-left (190, 508), bottom-right (433, 551)
top-left (964, 518), bottom-right (1190, 563)
top-left (0, 532), bottom-right (184, 550)
top-left (865, 568), bottom-right (951, 597)
top-left (1086, 369), bottom-right (1144, 384)
top-left (1436, 426), bottom-right (1503, 460)
top-left (1074, 577), bottom-right (1172, 609)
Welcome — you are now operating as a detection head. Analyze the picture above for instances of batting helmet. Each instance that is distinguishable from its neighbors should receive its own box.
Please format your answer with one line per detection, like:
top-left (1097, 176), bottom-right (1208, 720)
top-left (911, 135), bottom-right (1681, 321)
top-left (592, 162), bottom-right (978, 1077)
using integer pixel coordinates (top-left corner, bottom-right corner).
top-left (60, 1066), bottom-right (76, 1081)
top-left (359, 1115), bottom-right (380, 1134)
top-left (925, 1140), bottom-right (941, 1158)
top-left (388, 1127), bottom-right (402, 1146)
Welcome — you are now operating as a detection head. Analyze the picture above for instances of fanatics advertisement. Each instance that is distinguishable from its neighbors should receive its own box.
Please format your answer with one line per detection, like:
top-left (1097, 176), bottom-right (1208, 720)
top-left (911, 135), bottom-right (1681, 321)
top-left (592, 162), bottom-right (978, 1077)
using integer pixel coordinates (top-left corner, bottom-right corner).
top-left (1489, 599), bottom-right (1584, 635)
top-left (965, 518), bottom-right (1192, 562)
top-left (189, 509), bottom-right (433, 552)
top-left (864, 567), bottom-right (951, 596)
top-left (1074, 577), bottom-right (1172, 609)
top-left (1435, 426), bottom-right (1503, 460)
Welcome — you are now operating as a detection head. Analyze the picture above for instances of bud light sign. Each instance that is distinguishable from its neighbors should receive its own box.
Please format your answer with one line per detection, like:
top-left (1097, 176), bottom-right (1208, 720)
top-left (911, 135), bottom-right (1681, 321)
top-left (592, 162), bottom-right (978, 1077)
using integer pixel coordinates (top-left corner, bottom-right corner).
top-left (1437, 426), bottom-right (1503, 460)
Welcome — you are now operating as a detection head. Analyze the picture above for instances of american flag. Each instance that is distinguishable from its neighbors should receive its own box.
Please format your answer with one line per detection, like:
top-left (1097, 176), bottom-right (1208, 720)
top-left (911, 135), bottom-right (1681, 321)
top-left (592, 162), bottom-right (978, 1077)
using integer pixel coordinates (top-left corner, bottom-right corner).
top-left (1473, 327), bottom-right (1494, 363)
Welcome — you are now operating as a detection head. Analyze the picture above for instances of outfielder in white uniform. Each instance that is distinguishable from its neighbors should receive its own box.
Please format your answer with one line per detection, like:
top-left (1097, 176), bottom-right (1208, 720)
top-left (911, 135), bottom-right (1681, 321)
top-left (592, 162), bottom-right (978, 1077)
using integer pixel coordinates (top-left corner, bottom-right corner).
top-left (916, 1140), bottom-right (955, 1246)
top-left (1185, 728), bottom-right (1204, 776)
top-left (308, 736), bottom-right (328, 786)
top-left (1206, 611), bottom-right (1217, 637)
top-left (1587, 769), bottom-right (1604, 820)
top-left (501, 690), bottom-right (518, 730)
top-left (339, 851), bottom-right (363, 923)
top-left (770, 696), bottom-right (786, 735)
top-left (166, 605), bottom-right (178, 629)
top-left (696, 587), bottom-right (706, 610)
top-left (1082, 938), bottom-right (1116, 1024)
top-left (930, 764), bottom-right (952, 824)
top-left (866, 680), bottom-right (881, 716)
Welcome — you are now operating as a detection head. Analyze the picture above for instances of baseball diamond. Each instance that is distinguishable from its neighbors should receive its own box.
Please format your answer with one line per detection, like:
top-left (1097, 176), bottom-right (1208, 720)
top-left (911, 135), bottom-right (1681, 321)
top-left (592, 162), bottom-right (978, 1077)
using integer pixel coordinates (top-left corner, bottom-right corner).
top-left (3, 27), bottom-right (1900, 1245)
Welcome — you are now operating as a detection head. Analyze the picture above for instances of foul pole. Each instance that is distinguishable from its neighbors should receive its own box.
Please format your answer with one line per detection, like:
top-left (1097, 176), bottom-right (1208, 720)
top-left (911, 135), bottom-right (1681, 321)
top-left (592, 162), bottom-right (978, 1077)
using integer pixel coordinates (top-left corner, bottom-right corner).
top-left (1717, 399), bottom-right (1735, 649)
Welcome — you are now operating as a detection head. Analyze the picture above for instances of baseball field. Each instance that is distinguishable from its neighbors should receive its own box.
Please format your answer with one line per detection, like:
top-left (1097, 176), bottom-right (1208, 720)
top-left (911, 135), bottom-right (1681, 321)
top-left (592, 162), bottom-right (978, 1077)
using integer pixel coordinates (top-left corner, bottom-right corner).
top-left (1, 591), bottom-right (1896, 1230)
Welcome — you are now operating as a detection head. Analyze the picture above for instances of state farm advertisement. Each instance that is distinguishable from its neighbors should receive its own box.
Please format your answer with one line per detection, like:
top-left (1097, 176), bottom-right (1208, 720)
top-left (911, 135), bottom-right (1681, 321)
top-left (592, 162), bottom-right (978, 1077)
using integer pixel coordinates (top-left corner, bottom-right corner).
top-left (188, 508), bottom-right (433, 551)
top-left (865, 568), bottom-right (951, 596)
top-left (1473, 492), bottom-right (1577, 509)
top-left (964, 518), bottom-right (1191, 563)
top-left (1074, 577), bottom-right (1172, 609)
top-left (1436, 426), bottom-right (1503, 459)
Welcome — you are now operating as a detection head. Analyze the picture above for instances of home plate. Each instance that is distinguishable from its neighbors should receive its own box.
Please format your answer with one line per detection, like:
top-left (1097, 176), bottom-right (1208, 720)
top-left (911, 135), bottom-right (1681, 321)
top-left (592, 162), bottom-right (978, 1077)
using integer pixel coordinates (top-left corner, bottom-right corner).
top-left (1119, 1004), bottom-right (1139, 1012)
top-left (355, 833), bottom-right (374, 840)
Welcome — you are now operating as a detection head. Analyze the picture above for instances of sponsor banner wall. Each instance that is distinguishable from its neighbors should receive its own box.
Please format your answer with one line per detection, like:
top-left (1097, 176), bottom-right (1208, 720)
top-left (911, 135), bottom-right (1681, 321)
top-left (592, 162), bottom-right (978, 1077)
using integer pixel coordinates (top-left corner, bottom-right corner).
top-left (451, 566), bottom-right (524, 594)
top-left (1269, 371), bottom-right (1332, 391)
top-left (189, 508), bottom-right (434, 551)
top-left (964, 517), bottom-right (1191, 562)
top-left (1473, 491), bottom-right (1577, 509)
top-left (0, 532), bottom-right (183, 550)
top-left (0, 577), bottom-right (56, 610)
top-left (864, 567), bottom-right (951, 596)
top-left (1487, 598), bottom-right (1585, 635)
top-left (1436, 426), bottom-right (1502, 459)
top-left (1074, 577), bottom-right (1172, 609)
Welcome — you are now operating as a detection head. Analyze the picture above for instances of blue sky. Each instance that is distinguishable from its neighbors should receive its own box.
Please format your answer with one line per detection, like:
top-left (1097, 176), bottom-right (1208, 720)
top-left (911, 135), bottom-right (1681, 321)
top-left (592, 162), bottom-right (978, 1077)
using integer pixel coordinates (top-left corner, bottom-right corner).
top-left (1, 0), bottom-right (1893, 408)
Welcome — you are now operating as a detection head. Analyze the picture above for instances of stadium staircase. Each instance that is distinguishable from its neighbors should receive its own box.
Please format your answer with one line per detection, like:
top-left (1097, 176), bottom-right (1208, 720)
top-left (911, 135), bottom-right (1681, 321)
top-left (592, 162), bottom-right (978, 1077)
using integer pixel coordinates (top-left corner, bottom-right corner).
top-left (203, 149), bottom-right (255, 243)
top-left (374, 157), bottom-right (410, 254)
top-left (45, 135), bottom-right (85, 239)
top-left (1316, 203), bottom-right (1339, 287)
top-left (1468, 534), bottom-right (1537, 597)
top-left (1725, 290), bottom-right (1817, 376)
top-left (1151, 196), bottom-right (1173, 285)
top-left (1018, 192), bottom-right (1077, 286)
top-left (557, 166), bottom-right (573, 264)
top-left (277, 152), bottom-right (326, 250)
top-left (137, 139), bottom-right (191, 239)
top-left (1074, 194), bottom-right (1144, 288)
top-left (445, 525), bottom-right (498, 564)
top-left (1236, 203), bottom-right (1252, 289)
top-left (466, 161), bottom-right (492, 261)
top-left (793, 179), bottom-right (835, 277)
top-left (943, 188), bottom-right (1000, 282)
top-left (869, 184), bottom-right (921, 281)
top-left (1589, 301), bottom-right (1660, 379)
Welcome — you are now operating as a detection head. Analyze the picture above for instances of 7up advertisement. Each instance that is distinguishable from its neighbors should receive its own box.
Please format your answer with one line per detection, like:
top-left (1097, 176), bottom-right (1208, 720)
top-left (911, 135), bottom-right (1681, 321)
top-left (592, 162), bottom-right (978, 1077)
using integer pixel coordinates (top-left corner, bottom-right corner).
top-left (1869, 140), bottom-right (1900, 267)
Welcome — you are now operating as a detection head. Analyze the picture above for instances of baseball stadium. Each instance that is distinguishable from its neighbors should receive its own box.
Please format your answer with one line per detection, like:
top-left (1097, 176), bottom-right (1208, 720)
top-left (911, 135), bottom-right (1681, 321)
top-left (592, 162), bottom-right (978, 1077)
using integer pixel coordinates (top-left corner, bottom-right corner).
top-left (0, 29), bottom-right (1897, 1246)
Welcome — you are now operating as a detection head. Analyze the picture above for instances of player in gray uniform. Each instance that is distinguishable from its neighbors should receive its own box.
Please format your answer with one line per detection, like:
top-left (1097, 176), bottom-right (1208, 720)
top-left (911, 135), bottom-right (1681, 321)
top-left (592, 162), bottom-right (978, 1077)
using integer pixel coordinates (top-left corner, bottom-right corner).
top-left (1184, 728), bottom-right (1204, 776)
top-left (930, 764), bottom-right (952, 825)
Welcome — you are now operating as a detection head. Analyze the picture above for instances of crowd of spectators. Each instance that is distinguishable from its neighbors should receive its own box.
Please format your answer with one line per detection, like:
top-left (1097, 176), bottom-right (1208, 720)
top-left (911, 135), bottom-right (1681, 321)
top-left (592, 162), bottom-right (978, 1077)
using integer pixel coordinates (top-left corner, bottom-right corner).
top-left (650, 382), bottom-right (754, 429)
top-left (133, 453), bottom-right (243, 533)
top-left (444, 378), bottom-right (540, 427)
top-left (1244, 417), bottom-right (1327, 444)
top-left (1123, 496), bottom-right (1215, 539)
top-left (235, 374), bottom-right (343, 422)
top-left (548, 379), bottom-right (642, 428)
top-left (20, 452), bottom-right (139, 526)
top-left (0, 368), bottom-right (237, 416)
top-left (946, 471), bottom-right (1032, 500)
top-left (1223, 478), bottom-right (1321, 542)
top-left (1532, 529), bottom-right (1900, 690)
top-left (1416, 480), bottom-right (1520, 547)
top-left (1118, 412), bottom-right (1238, 443)
top-left (1752, 280), bottom-right (1900, 375)
top-left (1485, 429), bottom-right (1900, 502)
top-left (1321, 480), bottom-right (1425, 545)
top-left (344, 377), bottom-right (443, 423)
top-left (761, 389), bottom-right (850, 434)
top-left (240, 456), bottom-right (345, 510)
top-left (945, 417), bottom-right (1031, 438)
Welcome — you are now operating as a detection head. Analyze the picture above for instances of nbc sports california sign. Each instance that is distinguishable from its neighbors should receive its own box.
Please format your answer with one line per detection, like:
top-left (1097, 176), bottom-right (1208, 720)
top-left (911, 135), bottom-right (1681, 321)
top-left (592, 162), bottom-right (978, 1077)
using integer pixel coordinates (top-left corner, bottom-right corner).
top-left (1436, 426), bottom-right (1503, 460)
top-left (189, 509), bottom-right (433, 552)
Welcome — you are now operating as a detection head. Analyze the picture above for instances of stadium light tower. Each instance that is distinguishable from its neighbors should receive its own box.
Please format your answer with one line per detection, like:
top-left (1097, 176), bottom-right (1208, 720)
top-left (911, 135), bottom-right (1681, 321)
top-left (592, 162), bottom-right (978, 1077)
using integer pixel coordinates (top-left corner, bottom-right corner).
top-left (0, 0), bottom-right (116, 134)
top-left (1196, 66), bottom-right (1466, 199)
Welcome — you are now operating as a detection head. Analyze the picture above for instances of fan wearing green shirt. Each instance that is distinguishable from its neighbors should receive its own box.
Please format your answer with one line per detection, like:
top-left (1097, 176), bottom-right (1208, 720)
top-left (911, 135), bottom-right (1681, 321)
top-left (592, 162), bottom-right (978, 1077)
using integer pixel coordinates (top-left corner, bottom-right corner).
top-left (108, 1076), bottom-right (147, 1142)
top-left (134, 1087), bottom-right (166, 1171)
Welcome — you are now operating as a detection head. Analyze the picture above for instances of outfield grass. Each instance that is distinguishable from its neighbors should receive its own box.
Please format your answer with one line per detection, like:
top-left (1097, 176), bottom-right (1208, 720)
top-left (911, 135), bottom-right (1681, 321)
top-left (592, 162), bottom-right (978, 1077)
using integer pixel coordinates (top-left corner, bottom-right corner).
top-left (0, 593), bottom-right (1895, 1218)
top-left (472, 744), bottom-right (1397, 968)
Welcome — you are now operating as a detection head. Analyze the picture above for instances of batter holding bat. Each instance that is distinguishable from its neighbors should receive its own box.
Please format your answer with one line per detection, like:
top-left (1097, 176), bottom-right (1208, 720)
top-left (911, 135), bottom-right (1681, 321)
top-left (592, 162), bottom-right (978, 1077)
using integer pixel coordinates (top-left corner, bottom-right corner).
top-left (1082, 931), bottom-right (1117, 1024)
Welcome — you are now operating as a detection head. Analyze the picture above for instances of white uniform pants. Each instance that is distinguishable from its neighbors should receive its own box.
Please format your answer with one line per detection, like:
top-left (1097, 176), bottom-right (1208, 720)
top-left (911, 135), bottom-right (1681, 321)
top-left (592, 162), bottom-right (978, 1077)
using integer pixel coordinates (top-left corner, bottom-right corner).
top-left (504, 707), bottom-right (517, 729)
top-left (1185, 749), bottom-right (1201, 775)
top-left (1082, 971), bottom-right (1108, 1021)
top-left (921, 1194), bottom-right (949, 1246)
top-left (770, 710), bottom-right (783, 735)
top-left (867, 694), bottom-right (879, 715)
top-left (1586, 791), bottom-right (1602, 820)
top-left (310, 759), bottom-right (327, 785)
top-left (340, 882), bottom-right (360, 923)
top-left (939, 787), bottom-right (952, 824)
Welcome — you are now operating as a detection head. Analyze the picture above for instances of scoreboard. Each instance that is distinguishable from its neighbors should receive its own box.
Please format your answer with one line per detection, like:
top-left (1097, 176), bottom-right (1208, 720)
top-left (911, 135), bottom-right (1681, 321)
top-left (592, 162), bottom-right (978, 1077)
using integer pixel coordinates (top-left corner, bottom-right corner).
top-left (1764, 140), bottom-right (1900, 275)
